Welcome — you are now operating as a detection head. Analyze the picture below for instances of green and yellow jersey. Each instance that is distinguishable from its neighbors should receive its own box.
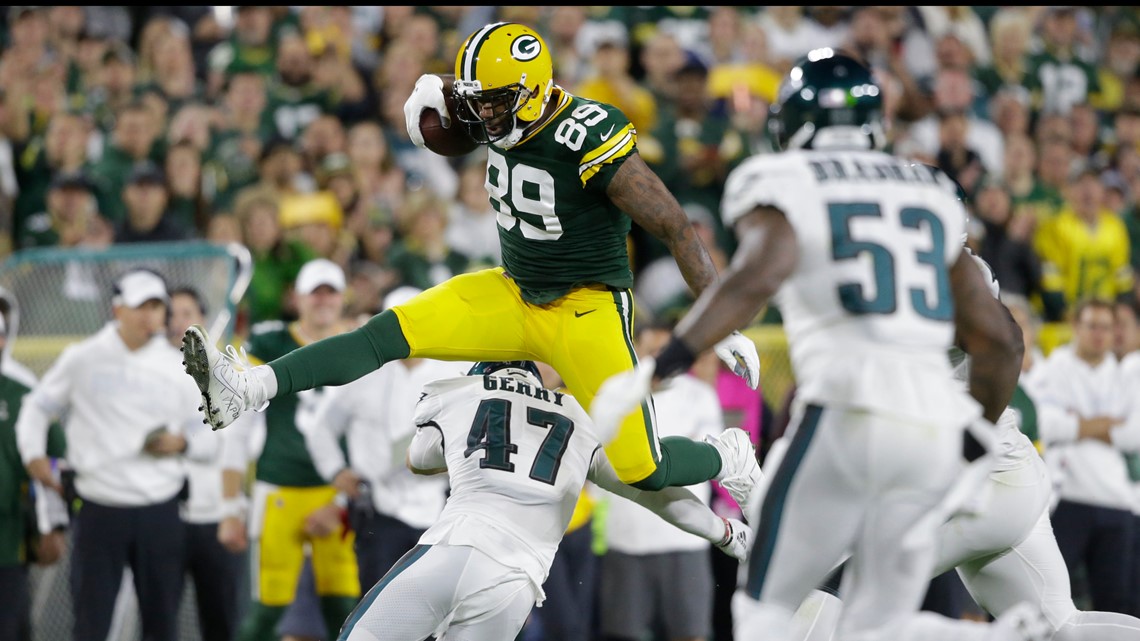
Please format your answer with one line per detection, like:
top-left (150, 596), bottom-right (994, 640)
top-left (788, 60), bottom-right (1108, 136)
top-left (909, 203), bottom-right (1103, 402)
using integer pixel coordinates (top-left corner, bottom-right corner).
top-left (491, 90), bottom-right (637, 305)
top-left (245, 321), bottom-right (332, 487)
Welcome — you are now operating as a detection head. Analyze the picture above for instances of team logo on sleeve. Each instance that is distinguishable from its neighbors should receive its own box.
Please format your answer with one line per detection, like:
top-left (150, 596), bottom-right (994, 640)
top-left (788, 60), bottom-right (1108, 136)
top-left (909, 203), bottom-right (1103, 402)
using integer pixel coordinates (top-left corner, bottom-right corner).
top-left (511, 35), bottom-right (542, 61)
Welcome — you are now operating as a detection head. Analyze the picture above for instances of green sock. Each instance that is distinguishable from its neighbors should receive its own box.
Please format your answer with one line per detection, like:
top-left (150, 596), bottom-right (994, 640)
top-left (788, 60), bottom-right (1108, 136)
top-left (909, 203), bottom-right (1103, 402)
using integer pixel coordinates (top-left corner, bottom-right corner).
top-left (630, 436), bottom-right (722, 491)
top-left (235, 603), bottom-right (285, 641)
top-left (270, 310), bottom-right (410, 396)
top-left (320, 594), bottom-right (360, 641)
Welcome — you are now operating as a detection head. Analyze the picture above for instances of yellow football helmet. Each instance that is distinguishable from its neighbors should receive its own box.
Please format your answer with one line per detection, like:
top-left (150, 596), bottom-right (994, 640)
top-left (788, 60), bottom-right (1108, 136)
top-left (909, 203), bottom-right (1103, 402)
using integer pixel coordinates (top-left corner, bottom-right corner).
top-left (453, 22), bottom-right (554, 149)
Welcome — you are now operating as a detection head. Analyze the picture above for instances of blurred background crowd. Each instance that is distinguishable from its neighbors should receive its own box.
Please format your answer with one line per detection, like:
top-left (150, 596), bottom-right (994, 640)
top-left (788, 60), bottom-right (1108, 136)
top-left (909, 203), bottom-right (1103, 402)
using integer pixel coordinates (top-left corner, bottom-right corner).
top-left (2, 5), bottom-right (1140, 333)
top-left (4, 5), bottom-right (1140, 641)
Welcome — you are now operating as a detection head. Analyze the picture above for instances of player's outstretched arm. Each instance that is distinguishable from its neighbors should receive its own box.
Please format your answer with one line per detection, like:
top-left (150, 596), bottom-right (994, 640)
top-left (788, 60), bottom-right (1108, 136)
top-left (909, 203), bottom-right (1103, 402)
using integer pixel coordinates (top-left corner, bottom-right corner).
top-left (655, 206), bottom-right (797, 381)
top-left (588, 447), bottom-right (752, 561)
top-left (949, 252), bottom-right (1024, 423)
top-left (607, 153), bottom-right (718, 297)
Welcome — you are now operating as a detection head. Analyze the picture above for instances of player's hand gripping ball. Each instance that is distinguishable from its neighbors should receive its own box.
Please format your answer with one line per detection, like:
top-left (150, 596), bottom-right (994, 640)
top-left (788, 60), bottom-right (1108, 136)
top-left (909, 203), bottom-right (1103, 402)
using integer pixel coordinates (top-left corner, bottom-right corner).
top-left (404, 73), bottom-right (478, 157)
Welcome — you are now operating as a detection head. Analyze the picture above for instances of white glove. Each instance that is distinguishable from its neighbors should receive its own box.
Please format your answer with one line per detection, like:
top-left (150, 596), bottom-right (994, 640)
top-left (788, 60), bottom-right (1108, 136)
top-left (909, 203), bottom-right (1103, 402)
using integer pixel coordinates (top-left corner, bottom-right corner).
top-left (590, 358), bottom-right (656, 445)
top-left (715, 517), bottom-right (753, 562)
top-left (715, 331), bottom-right (760, 390)
top-left (403, 74), bottom-right (451, 148)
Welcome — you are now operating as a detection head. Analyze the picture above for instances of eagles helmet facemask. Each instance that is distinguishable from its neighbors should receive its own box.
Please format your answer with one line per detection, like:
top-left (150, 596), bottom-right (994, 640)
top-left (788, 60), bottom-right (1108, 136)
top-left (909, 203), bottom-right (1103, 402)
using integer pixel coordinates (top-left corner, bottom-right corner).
top-left (468, 360), bottom-right (545, 383)
top-left (453, 22), bottom-right (555, 150)
top-left (769, 48), bottom-right (886, 152)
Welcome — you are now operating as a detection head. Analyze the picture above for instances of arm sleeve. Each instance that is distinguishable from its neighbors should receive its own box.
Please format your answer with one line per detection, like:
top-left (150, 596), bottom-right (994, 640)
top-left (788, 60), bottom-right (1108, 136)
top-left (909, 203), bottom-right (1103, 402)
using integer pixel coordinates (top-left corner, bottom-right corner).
top-left (407, 424), bottom-right (446, 473)
top-left (16, 350), bottom-right (76, 464)
top-left (300, 387), bottom-right (353, 482)
top-left (588, 448), bottom-right (724, 543)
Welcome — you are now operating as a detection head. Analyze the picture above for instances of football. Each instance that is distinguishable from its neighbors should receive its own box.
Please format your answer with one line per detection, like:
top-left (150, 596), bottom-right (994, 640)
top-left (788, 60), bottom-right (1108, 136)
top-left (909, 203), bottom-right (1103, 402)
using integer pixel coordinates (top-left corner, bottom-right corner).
top-left (419, 74), bottom-right (479, 157)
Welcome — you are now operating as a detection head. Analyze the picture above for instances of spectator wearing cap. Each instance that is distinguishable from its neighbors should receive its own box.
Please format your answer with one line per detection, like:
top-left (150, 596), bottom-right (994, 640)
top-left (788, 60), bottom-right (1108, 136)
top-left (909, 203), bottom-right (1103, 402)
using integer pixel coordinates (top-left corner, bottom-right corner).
top-left (0, 297), bottom-right (66, 641)
top-left (87, 100), bottom-right (162, 224)
top-left (217, 258), bottom-right (361, 641)
top-left (20, 171), bottom-right (110, 249)
top-left (114, 161), bottom-right (192, 244)
top-left (279, 191), bottom-right (350, 266)
top-left (16, 268), bottom-right (206, 641)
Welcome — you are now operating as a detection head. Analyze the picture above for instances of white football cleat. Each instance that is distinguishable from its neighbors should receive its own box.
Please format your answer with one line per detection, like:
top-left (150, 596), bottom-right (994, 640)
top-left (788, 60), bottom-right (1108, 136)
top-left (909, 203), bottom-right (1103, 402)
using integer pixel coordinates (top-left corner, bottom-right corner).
top-left (708, 428), bottom-right (764, 521)
top-left (989, 602), bottom-right (1053, 641)
top-left (181, 325), bottom-right (267, 431)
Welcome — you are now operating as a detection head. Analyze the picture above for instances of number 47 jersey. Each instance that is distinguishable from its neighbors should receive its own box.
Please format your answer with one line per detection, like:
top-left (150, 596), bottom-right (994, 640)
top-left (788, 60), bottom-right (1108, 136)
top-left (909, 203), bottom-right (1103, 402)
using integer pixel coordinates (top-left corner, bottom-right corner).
top-left (410, 372), bottom-right (603, 595)
top-left (722, 149), bottom-right (981, 428)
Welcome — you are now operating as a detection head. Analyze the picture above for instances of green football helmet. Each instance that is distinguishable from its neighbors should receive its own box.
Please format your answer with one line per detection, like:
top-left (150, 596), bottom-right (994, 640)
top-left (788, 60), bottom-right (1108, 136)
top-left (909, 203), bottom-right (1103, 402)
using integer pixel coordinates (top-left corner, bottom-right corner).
top-left (768, 48), bottom-right (885, 151)
top-left (468, 360), bottom-right (543, 381)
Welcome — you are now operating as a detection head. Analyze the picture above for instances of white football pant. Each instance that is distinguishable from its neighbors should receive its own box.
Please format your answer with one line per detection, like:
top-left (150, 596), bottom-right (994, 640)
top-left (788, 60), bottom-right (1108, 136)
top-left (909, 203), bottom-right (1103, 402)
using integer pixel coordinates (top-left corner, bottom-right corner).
top-left (733, 403), bottom-right (1015, 641)
top-left (786, 452), bottom-right (1140, 641)
top-left (339, 543), bottom-right (536, 641)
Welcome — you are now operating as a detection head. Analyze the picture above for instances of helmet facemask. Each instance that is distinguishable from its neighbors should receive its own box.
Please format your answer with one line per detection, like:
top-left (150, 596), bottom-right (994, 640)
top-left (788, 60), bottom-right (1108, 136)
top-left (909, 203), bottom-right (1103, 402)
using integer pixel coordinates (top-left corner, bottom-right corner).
top-left (454, 79), bottom-right (535, 148)
top-left (453, 22), bottom-right (555, 150)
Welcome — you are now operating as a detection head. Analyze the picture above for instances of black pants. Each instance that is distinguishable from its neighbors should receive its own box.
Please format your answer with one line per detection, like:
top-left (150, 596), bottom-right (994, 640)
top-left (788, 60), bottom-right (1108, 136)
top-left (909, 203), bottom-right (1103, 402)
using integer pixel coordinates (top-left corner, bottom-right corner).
top-left (1052, 499), bottom-right (1134, 614)
top-left (354, 511), bottom-right (425, 592)
top-left (185, 521), bottom-right (242, 641)
top-left (71, 495), bottom-right (186, 641)
top-left (535, 525), bottom-right (597, 641)
top-left (0, 565), bottom-right (29, 641)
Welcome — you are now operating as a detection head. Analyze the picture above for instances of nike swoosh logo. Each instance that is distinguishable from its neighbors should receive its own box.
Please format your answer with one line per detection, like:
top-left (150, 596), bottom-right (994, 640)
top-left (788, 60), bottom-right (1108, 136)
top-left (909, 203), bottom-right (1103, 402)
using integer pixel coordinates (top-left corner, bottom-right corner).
top-left (575, 309), bottom-right (597, 318)
top-left (600, 124), bottom-right (616, 141)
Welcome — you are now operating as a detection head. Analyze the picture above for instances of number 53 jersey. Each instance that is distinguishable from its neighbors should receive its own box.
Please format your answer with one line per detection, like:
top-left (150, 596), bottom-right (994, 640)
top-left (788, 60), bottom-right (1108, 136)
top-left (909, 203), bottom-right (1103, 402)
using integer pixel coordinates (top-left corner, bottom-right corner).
top-left (722, 149), bottom-right (980, 429)
top-left (409, 372), bottom-right (603, 596)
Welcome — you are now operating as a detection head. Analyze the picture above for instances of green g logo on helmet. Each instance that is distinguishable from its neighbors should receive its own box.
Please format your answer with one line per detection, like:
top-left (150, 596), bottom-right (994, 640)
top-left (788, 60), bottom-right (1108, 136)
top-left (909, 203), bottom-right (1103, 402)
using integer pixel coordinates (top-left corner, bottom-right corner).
top-left (511, 35), bottom-right (542, 62)
top-left (769, 48), bottom-right (886, 151)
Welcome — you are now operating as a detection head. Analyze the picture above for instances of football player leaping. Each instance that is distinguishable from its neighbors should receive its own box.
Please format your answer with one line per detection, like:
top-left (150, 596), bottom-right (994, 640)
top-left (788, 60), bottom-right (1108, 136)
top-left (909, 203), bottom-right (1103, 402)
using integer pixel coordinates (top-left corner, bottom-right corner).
top-left (181, 21), bottom-right (762, 507)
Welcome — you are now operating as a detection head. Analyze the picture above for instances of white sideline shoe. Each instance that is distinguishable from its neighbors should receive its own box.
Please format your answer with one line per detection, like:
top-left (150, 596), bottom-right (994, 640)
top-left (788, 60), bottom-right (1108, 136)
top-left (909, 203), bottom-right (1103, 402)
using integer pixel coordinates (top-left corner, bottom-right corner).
top-left (708, 428), bottom-right (764, 521)
top-left (181, 325), bottom-right (267, 431)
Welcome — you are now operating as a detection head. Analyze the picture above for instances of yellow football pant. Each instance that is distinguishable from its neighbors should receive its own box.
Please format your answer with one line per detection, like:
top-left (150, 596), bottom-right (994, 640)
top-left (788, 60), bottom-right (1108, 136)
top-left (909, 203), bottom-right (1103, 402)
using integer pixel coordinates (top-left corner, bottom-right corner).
top-left (392, 267), bottom-right (660, 483)
top-left (251, 484), bottom-right (359, 606)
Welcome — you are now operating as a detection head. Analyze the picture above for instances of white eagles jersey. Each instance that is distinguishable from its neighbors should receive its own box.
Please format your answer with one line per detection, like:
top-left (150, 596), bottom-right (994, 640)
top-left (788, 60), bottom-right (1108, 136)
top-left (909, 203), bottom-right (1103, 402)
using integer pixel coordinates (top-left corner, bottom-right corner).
top-left (411, 372), bottom-right (602, 595)
top-left (722, 149), bottom-right (981, 428)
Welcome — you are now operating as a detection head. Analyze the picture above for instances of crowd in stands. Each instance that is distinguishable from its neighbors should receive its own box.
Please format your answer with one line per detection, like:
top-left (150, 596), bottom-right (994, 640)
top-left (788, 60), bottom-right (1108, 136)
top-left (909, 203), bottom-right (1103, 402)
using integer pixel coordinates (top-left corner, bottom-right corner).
top-left (4, 5), bottom-right (1140, 641)
top-left (1, 6), bottom-right (1139, 331)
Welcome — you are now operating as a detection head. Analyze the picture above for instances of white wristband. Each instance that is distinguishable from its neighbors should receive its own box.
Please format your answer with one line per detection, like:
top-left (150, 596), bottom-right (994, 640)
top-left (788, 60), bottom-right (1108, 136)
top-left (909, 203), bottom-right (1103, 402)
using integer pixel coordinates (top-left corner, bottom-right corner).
top-left (221, 495), bottom-right (248, 520)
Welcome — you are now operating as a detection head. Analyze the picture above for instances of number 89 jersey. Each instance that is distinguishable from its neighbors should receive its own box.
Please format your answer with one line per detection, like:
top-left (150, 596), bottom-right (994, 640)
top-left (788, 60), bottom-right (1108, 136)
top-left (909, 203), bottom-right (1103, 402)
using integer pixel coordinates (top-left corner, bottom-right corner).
top-left (412, 372), bottom-right (601, 587)
top-left (488, 91), bottom-right (638, 305)
top-left (722, 149), bottom-right (979, 426)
